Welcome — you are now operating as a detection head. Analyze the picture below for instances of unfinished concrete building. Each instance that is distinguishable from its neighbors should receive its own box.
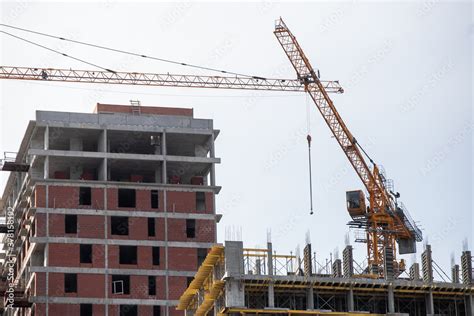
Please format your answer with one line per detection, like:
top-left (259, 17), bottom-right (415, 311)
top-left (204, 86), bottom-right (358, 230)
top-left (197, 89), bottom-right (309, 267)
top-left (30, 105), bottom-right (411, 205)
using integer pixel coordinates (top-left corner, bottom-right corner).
top-left (0, 104), bottom-right (221, 315)
top-left (178, 241), bottom-right (474, 316)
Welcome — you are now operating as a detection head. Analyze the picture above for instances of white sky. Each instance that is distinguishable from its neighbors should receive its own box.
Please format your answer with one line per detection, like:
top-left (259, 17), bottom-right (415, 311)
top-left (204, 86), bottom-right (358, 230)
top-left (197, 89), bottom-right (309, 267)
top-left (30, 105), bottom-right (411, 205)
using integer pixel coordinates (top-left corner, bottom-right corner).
top-left (1, 1), bottom-right (472, 277)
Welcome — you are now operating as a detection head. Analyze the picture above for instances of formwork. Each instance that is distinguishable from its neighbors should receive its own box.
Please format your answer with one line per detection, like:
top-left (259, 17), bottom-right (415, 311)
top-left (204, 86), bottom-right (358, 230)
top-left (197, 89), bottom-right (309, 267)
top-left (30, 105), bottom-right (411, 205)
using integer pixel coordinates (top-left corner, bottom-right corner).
top-left (178, 241), bottom-right (474, 316)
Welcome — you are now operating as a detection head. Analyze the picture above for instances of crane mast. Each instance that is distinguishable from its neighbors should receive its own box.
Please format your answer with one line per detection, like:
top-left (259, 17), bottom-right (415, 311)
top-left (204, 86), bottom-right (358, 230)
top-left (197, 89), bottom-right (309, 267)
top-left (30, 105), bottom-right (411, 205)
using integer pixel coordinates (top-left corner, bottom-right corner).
top-left (0, 18), bottom-right (421, 277)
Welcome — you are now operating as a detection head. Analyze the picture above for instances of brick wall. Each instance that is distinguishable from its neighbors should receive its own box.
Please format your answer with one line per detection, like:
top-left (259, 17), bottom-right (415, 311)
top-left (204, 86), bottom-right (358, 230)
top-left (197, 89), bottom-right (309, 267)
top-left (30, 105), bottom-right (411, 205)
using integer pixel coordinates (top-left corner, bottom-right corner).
top-left (94, 103), bottom-right (193, 117)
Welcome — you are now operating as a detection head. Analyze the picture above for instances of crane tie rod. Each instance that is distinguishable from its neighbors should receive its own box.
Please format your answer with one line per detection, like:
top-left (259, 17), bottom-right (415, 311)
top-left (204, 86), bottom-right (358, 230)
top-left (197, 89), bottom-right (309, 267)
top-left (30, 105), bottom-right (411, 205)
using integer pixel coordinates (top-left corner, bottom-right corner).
top-left (0, 23), bottom-right (274, 80)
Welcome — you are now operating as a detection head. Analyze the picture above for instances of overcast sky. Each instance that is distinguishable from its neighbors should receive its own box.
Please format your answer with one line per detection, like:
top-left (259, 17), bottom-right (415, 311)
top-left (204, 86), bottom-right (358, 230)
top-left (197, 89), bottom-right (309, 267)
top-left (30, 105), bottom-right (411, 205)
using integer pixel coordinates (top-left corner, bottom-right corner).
top-left (1, 1), bottom-right (472, 277)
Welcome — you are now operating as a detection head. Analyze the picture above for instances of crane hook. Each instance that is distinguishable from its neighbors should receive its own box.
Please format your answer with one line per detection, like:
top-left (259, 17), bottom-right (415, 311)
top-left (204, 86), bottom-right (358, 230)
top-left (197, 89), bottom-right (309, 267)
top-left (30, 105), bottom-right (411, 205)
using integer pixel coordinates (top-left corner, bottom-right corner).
top-left (307, 134), bottom-right (314, 215)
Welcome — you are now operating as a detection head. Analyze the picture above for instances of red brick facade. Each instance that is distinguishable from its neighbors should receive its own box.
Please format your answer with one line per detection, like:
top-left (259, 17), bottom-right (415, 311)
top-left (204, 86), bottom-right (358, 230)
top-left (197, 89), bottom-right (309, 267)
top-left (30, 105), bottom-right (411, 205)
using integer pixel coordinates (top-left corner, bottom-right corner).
top-left (27, 184), bottom-right (216, 316)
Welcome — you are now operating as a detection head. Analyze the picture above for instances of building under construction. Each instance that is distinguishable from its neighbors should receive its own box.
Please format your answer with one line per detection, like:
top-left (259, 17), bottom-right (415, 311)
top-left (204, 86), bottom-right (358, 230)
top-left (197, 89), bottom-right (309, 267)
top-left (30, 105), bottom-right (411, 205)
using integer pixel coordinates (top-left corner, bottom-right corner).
top-left (178, 240), bottom-right (474, 316)
top-left (0, 104), bottom-right (221, 315)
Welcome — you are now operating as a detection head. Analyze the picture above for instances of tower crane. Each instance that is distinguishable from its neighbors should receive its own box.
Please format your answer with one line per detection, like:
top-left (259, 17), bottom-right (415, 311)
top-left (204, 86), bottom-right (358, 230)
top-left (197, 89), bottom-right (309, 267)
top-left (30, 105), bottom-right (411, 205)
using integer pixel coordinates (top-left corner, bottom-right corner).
top-left (0, 18), bottom-right (421, 277)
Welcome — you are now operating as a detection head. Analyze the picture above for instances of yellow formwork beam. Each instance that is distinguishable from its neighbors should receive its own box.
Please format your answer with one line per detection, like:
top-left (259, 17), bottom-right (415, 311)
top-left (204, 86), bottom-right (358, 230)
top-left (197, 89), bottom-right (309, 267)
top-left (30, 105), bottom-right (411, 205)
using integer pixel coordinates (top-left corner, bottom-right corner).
top-left (221, 308), bottom-right (384, 315)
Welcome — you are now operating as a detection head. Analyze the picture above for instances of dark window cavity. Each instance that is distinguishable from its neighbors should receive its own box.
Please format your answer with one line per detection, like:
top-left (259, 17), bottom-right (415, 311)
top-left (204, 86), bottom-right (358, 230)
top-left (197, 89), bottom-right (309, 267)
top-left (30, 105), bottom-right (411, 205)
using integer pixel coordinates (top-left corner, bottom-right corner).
top-left (80, 304), bottom-right (92, 316)
top-left (119, 246), bottom-right (137, 265)
top-left (153, 306), bottom-right (161, 316)
top-left (186, 219), bottom-right (196, 238)
top-left (119, 305), bottom-right (137, 316)
top-left (152, 247), bottom-right (160, 265)
top-left (112, 275), bottom-right (130, 295)
top-left (65, 215), bottom-right (77, 234)
top-left (79, 187), bottom-right (92, 206)
top-left (111, 216), bottom-right (129, 235)
top-left (64, 273), bottom-right (77, 293)
top-left (151, 190), bottom-right (159, 209)
top-left (148, 218), bottom-right (155, 237)
top-left (118, 189), bottom-right (136, 208)
top-left (196, 192), bottom-right (206, 211)
top-left (80, 244), bottom-right (92, 264)
top-left (197, 248), bottom-right (208, 267)
top-left (148, 276), bottom-right (156, 295)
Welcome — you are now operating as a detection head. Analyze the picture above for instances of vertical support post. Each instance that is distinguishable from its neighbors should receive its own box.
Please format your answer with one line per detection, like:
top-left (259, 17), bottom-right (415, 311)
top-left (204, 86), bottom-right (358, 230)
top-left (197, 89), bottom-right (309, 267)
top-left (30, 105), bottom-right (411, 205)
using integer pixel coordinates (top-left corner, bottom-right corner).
top-left (162, 130), bottom-right (167, 184)
top-left (268, 282), bottom-right (275, 308)
top-left (425, 290), bottom-right (434, 315)
top-left (343, 245), bottom-right (353, 278)
top-left (209, 133), bottom-right (216, 187)
top-left (347, 287), bottom-right (354, 312)
top-left (224, 241), bottom-right (245, 308)
top-left (267, 241), bottom-right (275, 308)
top-left (422, 245), bottom-right (433, 283)
top-left (452, 264), bottom-right (460, 284)
top-left (303, 243), bottom-right (312, 277)
top-left (387, 285), bottom-right (395, 313)
top-left (44, 126), bottom-right (50, 179)
top-left (332, 259), bottom-right (342, 278)
top-left (409, 263), bottom-right (420, 281)
top-left (465, 294), bottom-right (474, 316)
top-left (267, 242), bottom-right (273, 276)
top-left (307, 286), bottom-right (314, 310)
top-left (44, 125), bottom-right (49, 150)
top-left (461, 251), bottom-right (472, 284)
top-left (384, 247), bottom-right (394, 281)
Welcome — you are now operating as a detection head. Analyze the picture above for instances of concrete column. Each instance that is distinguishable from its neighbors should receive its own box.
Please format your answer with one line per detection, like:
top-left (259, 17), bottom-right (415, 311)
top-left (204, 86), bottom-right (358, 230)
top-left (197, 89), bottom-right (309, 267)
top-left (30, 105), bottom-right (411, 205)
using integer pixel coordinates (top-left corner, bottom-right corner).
top-left (162, 131), bottom-right (167, 184)
top-left (98, 129), bottom-right (107, 152)
top-left (465, 294), bottom-right (473, 316)
top-left (409, 263), bottom-right (420, 281)
top-left (425, 290), bottom-right (434, 315)
top-left (422, 245), bottom-right (433, 283)
top-left (44, 125), bottom-right (49, 150)
top-left (461, 251), bottom-right (473, 284)
top-left (307, 287), bottom-right (314, 310)
top-left (224, 241), bottom-right (245, 308)
top-left (343, 245), bottom-right (354, 278)
top-left (209, 134), bottom-right (216, 186)
top-left (225, 241), bottom-right (244, 276)
top-left (268, 282), bottom-right (275, 308)
top-left (387, 285), bottom-right (395, 313)
top-left (347, 288), bottom-right (354, 312)
top-left (99, 158), bottom-right (107, 181)
top-left (451, 264), bottom-right (460, 283)
top-left (267, 242), bottom-right (273, 276)
top-left (43, 156), bottom-right (49, 179)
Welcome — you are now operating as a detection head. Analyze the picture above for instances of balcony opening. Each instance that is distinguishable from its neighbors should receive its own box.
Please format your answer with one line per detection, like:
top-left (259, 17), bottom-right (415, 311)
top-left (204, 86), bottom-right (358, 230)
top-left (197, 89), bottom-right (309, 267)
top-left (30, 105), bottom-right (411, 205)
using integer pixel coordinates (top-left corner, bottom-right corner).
top-left (109, 160), bottom-right (162, 184)
top-left (108, 130), bottom-right (162, 155)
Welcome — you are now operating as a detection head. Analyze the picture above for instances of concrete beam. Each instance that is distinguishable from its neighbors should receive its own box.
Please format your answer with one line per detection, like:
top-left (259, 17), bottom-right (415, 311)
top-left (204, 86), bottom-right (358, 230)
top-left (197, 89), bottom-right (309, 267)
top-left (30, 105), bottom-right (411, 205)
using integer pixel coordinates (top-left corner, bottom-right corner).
top-left (31, 236), bottom-right (214, 248)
